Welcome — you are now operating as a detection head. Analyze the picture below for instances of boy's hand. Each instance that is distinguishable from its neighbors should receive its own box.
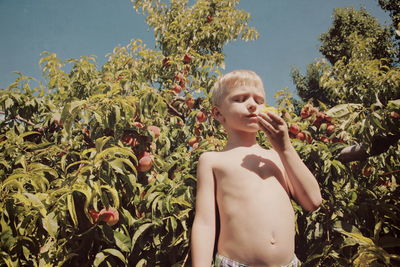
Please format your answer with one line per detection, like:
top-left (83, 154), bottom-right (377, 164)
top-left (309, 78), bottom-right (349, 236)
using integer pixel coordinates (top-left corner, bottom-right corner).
top-left (258, 111), bottom-right (292, 151)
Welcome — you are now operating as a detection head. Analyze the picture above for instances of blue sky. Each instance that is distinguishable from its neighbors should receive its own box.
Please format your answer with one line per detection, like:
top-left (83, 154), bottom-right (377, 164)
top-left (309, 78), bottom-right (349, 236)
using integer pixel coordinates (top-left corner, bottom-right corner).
top-left (0, 0), bottom-right (391, 104)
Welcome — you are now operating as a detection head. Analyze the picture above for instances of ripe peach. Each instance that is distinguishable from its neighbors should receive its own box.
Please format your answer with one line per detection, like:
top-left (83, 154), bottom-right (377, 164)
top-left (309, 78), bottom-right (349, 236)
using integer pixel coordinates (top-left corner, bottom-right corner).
top-left (300, 104), bottom-right (312, 119)
top-left (82, 128), bottom-right (90, 136)
top-left (325, 116), bottom-right (333, 123)
top-left (183, 53), bottom-right (192, 64)
top-left (99, 207), bottom-right (119, 226)
top-left (326, 124), bottom-right (335, 134)
top-left (133, 121), bottom-right (144, 128)
top-left (260, 105), bottom-right (278, 115)
top-left (138, 152), bottom-right (153, 172)
top-left (147, 125), bottom-right (160, 139)
top-left (194, 125), bottom-right (201, 136)
top-left (188, 136), bottom-right (198, 147)
top-left (332, 138), bottom-right (344, 143)
top-left (316, 112), bottom-right (326, 120)
top-left (306, 134), bottom-right (313, 143)
top-left (172, 84), bottom-right (182, 94)
top-left (296, 132), bottom-right (306, 141)
top-left (289, 124), bottom-right (300, 135)
top-left (89, 209), bottom-right (99, 223)
top-left (320, 136), bottom-right (330, 143)
top-left (186, 97), bottom-right (195, 109)
top-left (362, 166), bottom-right (373, 177)
top-left (313, 116), bottom-right (324, 127)
top-left (196, 111), bottom-right (207, 123)
top-left (300, 110), bottom-right (310, 119)
top-left (390, 111), bottom-right (400, 119)
top-left (174, 72), bottom-right (185, 83)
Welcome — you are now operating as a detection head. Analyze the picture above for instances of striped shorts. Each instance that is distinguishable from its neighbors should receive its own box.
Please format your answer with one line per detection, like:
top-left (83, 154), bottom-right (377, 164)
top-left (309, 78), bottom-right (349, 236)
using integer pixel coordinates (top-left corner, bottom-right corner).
top-left (214, 253), bottom-right (300, 267)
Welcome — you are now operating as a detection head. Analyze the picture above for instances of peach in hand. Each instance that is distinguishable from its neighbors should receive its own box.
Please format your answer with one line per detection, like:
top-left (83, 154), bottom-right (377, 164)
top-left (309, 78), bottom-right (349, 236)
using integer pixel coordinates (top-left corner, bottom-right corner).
top-left (260, 105), bottom-right (278, 115)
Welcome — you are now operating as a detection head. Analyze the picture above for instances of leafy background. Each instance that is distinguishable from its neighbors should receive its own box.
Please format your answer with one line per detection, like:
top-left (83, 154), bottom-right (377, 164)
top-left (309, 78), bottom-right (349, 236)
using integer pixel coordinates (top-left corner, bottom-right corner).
top-left (1, 0), bottom-right (399, 266)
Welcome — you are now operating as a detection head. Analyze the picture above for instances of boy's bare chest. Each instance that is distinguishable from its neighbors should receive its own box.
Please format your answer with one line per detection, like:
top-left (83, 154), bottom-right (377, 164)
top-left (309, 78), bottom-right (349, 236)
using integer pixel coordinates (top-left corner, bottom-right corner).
top-left (213, 152), bottom-right (282, 182)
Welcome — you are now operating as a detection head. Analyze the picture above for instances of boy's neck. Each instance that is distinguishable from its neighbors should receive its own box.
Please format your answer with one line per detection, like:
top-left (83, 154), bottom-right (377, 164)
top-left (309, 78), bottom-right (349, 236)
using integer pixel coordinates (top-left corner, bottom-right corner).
top-left (224, 130), bottom-right (259, 150)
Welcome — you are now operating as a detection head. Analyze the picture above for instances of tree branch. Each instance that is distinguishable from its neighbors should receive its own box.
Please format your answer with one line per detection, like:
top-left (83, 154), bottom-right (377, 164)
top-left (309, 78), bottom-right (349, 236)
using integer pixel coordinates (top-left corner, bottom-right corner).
top-left (0, 111), bottom-right (35, 126)
top-left (338, 133), bottom-right (400, 163)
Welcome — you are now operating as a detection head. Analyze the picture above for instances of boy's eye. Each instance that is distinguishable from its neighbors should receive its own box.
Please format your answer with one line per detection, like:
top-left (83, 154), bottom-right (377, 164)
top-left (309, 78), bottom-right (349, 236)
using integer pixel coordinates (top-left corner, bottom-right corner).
top-left (234, 96), bottom-right (246, 102)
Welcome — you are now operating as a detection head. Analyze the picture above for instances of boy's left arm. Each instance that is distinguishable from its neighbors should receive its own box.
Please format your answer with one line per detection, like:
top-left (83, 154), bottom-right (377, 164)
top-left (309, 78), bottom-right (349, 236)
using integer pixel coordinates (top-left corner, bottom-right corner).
top-left (258, 112), bottom-right (322, 211)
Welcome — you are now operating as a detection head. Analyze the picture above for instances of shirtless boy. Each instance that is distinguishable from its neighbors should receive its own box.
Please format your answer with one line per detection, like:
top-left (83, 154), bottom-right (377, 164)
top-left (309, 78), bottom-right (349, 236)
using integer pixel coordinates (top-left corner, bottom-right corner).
top-left (191, 70), bottom-right (322, 267)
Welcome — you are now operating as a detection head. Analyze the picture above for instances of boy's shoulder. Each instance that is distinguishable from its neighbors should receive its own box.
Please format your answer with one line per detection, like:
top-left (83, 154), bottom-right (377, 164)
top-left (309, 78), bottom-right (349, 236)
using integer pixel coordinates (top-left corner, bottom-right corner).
top-left (198, 150), bottom-right (218, 162)
top-left (198, 146), bottom-right (280, 164)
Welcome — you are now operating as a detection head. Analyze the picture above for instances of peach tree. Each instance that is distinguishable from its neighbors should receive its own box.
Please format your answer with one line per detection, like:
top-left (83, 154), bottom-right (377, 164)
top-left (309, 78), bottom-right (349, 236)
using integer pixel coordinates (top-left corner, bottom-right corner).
top-left (288, 5), bottom-right (400, 266)
top-left (2, 1), bottom-right (399, 267)
top-left (0, 0), bottom-right (258, 266)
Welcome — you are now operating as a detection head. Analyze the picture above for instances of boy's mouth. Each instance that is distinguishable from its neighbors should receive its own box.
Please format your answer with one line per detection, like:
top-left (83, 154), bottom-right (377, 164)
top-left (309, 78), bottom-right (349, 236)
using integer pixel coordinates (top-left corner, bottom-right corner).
top-left (246, 113), bottom-right (259, 122)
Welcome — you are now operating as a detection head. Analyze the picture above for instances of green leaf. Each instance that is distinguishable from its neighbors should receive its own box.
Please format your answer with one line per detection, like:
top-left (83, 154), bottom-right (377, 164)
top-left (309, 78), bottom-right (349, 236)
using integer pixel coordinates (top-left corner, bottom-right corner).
top-left (66, 160), bottom-right (91, 172)
top-left (102, 248), bottom-right (127, 264)
top-left (387, 99), bottom-right (400, 108)
top-left (113, 231), bottom-right (132, 253)
top-left (42, 212), bottom-right (59, 237)
top-left (20, 131), bottom-right (41, 139)
top-left (100, 185), bottom-right (120, 209)
top-left (326, 103), bottom-right (363, 118)
top-left (135, 259), bottom-right (147, 267)
top-left (67, 194), bottom-right (78, 227)
top-left (132, 222), bottom-right (153, 249)
top-left (23, 193), bottom-right (47, 217)
top-left (93, 252), bottom-right (107, 267)
top-left (95, 136), bottom-right (112, 153)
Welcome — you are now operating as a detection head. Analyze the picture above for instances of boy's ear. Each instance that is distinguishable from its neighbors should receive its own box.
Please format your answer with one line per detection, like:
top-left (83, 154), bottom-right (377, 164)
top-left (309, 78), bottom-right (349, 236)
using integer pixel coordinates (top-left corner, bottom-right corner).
top-left (212, 106), bottom-right (224, 123)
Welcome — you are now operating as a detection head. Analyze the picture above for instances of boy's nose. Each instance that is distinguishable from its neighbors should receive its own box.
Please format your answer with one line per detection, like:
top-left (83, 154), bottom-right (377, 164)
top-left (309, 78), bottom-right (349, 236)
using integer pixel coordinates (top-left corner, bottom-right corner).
top-left (247, 101), bottom-right (257, 112)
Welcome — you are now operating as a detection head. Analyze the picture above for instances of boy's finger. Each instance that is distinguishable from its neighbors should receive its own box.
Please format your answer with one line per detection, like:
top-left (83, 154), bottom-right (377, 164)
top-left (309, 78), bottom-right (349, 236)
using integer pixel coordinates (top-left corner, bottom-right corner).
top-left (266, 111), bottom-right (284, 125)
top-left (259, 113), bottom-right (278, 129)
top-left (258, 117), bottom-right (278, 135)
top-left (259, 122), bottom-right (273, 136)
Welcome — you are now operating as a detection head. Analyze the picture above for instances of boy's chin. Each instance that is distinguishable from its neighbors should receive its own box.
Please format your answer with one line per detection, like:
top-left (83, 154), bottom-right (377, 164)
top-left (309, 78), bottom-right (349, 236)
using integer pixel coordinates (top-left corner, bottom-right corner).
top-left (243, 124), bottom-right (261, 132)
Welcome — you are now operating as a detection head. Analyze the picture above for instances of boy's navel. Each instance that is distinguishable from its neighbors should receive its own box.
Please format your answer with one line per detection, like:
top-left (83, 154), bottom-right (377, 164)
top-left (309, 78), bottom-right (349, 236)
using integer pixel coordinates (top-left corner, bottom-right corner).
top-left (270, 232), bottom-right (277, 245)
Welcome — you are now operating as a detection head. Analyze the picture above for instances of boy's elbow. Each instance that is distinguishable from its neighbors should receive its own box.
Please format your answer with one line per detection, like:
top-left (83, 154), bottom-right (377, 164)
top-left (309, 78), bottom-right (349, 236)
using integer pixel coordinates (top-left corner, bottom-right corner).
top-left (306, 193), bottom-right (323, 211)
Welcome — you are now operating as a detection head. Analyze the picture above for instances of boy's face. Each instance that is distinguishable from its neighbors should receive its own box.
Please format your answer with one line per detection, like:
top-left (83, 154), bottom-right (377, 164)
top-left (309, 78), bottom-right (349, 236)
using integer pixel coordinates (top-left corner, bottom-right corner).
top-left (213, 84), bottom-right (265, 133)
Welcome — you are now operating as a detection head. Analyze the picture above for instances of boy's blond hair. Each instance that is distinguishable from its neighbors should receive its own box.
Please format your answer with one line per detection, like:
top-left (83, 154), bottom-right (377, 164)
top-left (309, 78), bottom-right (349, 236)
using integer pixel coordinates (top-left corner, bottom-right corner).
top-left (211, 70), bottom-right (264, 106)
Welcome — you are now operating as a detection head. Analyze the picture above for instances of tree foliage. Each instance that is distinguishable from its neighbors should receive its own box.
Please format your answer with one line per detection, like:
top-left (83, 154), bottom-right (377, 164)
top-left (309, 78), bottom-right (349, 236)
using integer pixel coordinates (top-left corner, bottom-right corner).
top-left (319, 7), bottom-right (394, 66)
top-left (289, 3), bottom-right (400, 266)
top-left (0, 0), bottom-right (258, 266)
top-left (0, 0), bottom-right (399, 266)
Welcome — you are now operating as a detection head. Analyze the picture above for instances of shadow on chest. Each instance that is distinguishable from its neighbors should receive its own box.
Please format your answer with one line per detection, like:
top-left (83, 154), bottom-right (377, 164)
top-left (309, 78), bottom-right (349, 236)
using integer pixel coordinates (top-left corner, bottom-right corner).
top-left (239, 154), bottom-right (282, 180)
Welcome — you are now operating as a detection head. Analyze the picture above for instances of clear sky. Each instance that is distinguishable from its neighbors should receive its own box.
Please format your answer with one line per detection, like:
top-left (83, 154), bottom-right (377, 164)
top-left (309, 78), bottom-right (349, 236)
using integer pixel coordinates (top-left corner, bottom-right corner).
top-left (0, 0), bottom-right (391, 104)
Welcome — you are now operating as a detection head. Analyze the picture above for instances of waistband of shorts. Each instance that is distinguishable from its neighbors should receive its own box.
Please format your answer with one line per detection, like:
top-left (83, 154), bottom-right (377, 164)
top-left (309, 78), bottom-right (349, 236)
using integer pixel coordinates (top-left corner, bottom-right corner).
top-left (214, 253), bottom-right (300, 267)
top-left (215, 253), bottom-right (248, 267)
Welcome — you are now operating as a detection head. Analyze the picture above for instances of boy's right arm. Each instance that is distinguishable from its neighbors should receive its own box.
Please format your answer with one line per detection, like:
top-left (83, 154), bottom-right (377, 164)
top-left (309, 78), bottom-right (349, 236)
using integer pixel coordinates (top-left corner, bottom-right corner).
top-left (191, 152), bottom-right (216, 267)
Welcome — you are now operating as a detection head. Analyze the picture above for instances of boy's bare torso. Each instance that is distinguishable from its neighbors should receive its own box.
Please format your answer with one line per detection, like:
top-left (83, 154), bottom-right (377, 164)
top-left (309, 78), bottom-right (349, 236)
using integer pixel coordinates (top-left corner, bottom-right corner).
top-left (209, 145), bottom-right (295, 266)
